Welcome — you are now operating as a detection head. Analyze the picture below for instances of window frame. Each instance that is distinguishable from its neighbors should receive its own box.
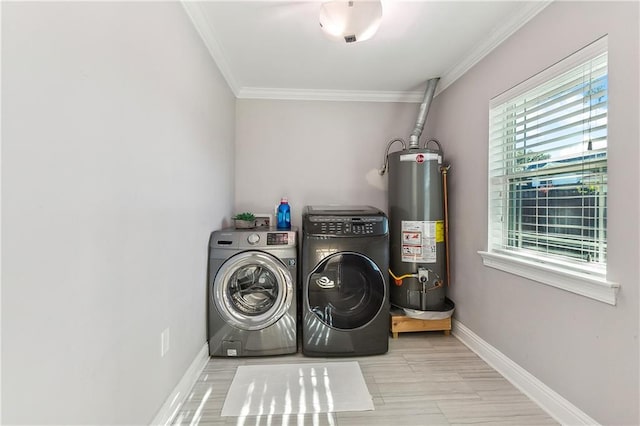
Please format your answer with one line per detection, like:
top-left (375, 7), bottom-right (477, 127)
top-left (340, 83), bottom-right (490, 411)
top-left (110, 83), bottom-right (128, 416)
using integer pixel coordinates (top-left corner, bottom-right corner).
top-left (478, 36), bottom-right (619, 305)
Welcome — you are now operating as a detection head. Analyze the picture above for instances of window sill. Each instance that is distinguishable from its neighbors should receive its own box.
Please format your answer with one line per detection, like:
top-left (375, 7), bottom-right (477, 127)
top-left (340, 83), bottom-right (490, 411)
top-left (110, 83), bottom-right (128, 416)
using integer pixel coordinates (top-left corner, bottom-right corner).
top-left (478, 251), bottom-right (619, 305)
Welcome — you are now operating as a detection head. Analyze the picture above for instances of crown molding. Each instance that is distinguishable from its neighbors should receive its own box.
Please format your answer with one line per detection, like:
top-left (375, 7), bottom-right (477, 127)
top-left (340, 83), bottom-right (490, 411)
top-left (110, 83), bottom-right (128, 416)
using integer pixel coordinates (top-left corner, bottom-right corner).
top-left (181, 1), bottom-right (240, 97)
top-left (182, 0), bottom-right (552, 102)
top-left (237, 87), bottom-right (426, 103)
top-left (436, 0), bottom-right (553, 96)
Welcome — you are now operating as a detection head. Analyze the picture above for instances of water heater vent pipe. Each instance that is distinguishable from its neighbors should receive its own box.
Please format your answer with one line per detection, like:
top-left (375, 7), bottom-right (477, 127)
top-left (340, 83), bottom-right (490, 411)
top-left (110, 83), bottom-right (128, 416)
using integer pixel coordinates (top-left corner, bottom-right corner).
top-left (408, 78), bottom-right (440, 149)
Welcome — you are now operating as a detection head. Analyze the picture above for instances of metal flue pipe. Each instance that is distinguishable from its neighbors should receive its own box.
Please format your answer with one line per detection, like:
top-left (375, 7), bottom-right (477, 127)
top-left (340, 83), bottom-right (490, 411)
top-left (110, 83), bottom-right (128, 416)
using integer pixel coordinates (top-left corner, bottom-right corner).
top-left (408, 77), bottom-right (440, 149)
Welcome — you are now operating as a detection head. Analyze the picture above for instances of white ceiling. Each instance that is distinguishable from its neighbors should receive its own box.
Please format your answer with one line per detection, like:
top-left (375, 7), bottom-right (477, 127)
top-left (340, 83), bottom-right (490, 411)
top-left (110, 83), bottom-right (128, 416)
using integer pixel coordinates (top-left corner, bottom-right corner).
top-left (182, 1), bottom-right (551, 102)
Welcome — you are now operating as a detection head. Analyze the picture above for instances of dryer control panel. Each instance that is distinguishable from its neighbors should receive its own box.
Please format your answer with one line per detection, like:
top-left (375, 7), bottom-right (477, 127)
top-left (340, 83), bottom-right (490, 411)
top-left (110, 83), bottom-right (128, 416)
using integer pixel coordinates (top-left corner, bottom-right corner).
top-left (305, 215), bottom-right (387, 236)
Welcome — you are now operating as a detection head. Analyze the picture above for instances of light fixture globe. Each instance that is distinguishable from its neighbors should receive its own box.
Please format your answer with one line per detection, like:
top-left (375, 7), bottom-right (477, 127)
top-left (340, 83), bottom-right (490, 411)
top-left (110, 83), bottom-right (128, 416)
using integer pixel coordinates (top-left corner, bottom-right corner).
top-left (319, 1), bottom-right (383, 44)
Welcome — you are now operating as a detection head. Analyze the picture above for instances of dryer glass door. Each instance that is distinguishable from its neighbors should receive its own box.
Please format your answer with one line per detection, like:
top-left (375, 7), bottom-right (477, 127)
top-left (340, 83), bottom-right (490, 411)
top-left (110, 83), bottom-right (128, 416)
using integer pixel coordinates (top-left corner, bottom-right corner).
top-left (213, 251), bottom-right (293, 331)
top-left (307, 252), bottom-right (385, 330)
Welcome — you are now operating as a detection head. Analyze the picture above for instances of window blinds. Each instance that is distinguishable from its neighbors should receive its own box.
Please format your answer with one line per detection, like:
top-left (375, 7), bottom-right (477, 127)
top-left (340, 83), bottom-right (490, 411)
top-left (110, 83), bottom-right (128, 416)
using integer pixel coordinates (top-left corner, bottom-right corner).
top-left (488, 39), bottom-right (608, 270)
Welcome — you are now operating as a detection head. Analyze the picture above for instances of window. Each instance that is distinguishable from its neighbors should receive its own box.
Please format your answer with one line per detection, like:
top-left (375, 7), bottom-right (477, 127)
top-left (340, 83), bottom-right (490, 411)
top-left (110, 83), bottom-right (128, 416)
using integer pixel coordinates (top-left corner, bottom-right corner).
top-left (479, 36), bottom-right (619, 305)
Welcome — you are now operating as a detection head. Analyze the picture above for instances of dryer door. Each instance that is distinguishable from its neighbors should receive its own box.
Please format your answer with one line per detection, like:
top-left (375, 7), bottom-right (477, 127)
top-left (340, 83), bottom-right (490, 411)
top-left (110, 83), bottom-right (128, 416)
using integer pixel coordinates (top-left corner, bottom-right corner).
top-left (213, 251), bottom-right (293, 331)
top-left (307, 251), bottom-right (385, 330)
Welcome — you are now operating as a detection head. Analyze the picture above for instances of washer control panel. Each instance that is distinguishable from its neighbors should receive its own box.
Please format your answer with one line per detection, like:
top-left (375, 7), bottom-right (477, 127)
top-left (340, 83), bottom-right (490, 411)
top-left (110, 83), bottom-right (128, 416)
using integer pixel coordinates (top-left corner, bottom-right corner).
top-left (213, 228), bottom-right (297, 249)
top-left (306, 216), bottom-right (387, 236)
top-left (266, 232), bottom-right (291, 246)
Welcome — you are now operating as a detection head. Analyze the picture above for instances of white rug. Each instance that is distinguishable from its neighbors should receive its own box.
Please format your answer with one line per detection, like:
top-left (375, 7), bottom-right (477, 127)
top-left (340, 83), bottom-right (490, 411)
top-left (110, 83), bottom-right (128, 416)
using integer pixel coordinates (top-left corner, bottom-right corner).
top-left (221, 361), bottom-right (374, 417)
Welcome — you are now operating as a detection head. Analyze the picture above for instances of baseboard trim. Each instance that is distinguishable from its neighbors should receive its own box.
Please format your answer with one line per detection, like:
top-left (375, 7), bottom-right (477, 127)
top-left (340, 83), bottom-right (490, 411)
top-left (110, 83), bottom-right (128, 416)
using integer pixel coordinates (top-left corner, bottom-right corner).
top-left (150, 343), bottom-right (209, 426)
top-left (452, 319), bottom-right (599, 426)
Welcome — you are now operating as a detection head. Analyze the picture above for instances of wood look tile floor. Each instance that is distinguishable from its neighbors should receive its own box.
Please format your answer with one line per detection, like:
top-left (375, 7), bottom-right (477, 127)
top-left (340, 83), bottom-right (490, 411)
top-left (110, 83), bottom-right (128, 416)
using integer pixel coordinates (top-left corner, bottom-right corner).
top-left (172, 332), bottom-right (558, 426)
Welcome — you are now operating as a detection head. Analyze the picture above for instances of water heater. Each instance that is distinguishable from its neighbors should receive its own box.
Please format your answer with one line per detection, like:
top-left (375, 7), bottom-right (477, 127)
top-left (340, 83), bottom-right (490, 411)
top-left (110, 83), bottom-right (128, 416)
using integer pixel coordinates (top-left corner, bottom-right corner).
top-left (380, 78), bottom-right (449, 311)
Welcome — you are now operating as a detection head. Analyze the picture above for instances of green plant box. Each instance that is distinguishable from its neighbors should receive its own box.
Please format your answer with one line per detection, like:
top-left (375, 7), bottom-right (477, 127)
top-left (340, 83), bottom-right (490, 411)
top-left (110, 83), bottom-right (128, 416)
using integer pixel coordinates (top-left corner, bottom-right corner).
top-left (234, 219), bottom-right (256, 229)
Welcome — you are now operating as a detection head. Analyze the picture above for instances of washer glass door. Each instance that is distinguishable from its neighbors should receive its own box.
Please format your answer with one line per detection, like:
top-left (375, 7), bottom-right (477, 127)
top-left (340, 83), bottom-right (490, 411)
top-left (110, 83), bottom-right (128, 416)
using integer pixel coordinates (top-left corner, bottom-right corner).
top-left (307, 251), bottom-right (385, 330)
top-left (213, 251), bottom-right (293, 331)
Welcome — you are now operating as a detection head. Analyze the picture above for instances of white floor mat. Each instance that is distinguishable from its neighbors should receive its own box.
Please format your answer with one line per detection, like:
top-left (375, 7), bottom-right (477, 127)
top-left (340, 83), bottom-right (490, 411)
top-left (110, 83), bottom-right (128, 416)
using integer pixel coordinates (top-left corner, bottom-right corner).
top-left (221, 361), bottom-right (374, 417)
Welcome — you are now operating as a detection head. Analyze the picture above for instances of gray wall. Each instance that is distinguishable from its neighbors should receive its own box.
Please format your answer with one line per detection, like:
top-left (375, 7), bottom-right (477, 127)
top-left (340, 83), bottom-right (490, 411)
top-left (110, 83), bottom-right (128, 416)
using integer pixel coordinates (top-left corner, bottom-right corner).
top-left (1, 2), bottom-right (235, 424)
top-left (235, 99), bottom-right (419, 223)
top-left (426, 2), bottom-right (639, 425)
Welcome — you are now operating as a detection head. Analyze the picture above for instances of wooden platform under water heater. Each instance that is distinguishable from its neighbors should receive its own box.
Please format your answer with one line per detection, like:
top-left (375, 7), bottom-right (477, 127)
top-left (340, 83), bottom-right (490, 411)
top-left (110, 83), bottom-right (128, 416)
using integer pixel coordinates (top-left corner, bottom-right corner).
top-left (390, 311), bottom-right (451, 338)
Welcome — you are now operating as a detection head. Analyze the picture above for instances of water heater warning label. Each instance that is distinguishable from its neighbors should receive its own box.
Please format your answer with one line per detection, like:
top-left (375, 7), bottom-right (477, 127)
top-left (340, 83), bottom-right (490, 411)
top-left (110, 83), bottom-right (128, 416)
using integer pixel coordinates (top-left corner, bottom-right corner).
top-left (401, 220), bottom-right (443, 263)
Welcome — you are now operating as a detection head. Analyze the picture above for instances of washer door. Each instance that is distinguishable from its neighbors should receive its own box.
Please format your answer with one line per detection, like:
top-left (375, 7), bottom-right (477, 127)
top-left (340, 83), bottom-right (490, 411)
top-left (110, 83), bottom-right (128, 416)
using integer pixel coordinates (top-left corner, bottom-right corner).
top-left (213, 251), bottom-right (293, 331)
top-left (307, 251), bottom-right (385, 330)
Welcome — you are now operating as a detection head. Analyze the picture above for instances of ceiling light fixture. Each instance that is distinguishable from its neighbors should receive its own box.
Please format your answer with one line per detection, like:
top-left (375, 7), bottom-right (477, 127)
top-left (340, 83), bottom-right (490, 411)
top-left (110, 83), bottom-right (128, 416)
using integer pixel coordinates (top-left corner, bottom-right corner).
top-left (319, 1), bottom-right (383, 44)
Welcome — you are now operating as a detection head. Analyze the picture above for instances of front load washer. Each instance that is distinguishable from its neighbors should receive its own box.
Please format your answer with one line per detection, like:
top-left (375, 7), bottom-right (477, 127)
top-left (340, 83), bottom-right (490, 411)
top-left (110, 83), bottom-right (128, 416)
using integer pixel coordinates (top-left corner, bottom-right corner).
top-left (208, 227), bottom-right (297, 357)
top-left (301, 206), bottom-right (389, 356)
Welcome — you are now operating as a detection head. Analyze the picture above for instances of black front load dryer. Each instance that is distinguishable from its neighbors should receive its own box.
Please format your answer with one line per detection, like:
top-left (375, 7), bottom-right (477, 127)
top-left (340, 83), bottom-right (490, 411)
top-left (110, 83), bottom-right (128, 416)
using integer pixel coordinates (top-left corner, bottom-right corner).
top-left (301, 205), bottom-right (389, 356)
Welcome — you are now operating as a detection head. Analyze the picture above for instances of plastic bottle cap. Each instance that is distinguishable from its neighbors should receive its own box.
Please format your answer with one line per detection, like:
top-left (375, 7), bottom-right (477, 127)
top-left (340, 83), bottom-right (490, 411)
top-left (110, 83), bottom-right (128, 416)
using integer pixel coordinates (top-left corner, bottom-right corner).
top-left (281, 197), bottom-right (288, 203)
